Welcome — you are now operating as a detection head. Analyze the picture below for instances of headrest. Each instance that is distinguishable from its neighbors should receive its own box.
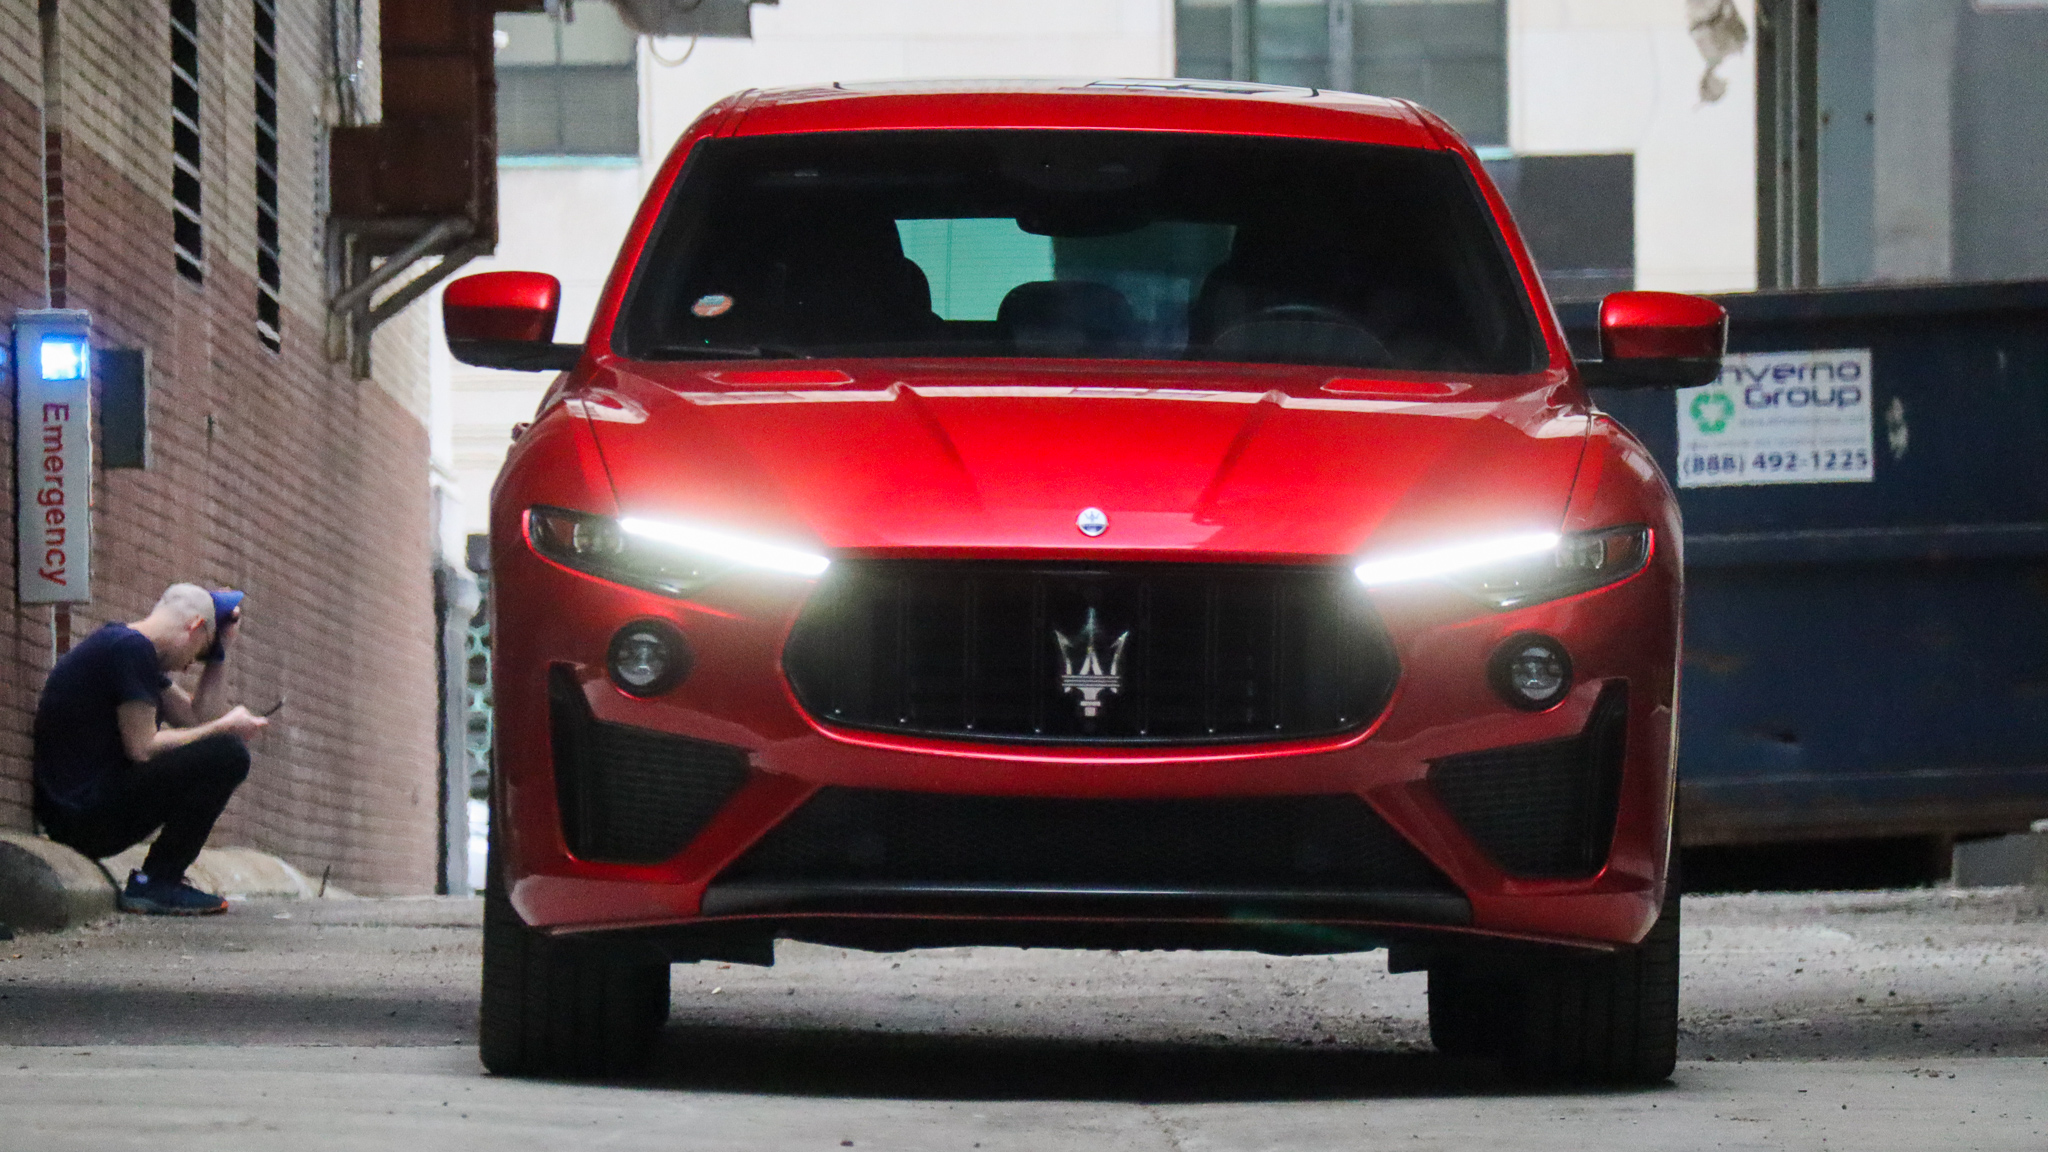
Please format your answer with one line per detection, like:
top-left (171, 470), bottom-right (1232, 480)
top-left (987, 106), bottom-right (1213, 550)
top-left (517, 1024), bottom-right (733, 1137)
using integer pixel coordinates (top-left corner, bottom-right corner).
top-left (997, 281), bottom-right (1136, 353)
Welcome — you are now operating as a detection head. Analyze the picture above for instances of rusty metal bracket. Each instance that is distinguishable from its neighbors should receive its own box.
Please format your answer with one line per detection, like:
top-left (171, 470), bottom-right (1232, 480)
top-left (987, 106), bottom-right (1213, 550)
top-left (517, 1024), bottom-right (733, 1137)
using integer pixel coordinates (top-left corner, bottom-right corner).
top-left (326, 217), bottom-right (487, 379)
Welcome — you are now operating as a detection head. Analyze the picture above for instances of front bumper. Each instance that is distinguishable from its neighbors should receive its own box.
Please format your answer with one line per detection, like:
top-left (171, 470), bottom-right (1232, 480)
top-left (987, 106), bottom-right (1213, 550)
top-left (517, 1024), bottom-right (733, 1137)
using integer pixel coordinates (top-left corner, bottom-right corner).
top-left (489, 531), bottom-right (1679, 955)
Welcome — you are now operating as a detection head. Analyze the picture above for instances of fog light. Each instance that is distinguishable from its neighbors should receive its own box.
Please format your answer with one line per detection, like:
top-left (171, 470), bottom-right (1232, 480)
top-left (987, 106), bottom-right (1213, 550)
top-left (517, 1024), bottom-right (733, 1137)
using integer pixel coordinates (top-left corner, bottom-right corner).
top-left (1489, 633), bottom-right (1571, 711)
top-left (607, 620), bottom-right (691, 697)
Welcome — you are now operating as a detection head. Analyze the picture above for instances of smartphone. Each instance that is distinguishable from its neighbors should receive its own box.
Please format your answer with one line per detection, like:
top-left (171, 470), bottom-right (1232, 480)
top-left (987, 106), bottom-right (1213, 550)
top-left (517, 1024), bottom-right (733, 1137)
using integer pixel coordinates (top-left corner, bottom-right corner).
top-left (259, 695), bottom-right (287, 718)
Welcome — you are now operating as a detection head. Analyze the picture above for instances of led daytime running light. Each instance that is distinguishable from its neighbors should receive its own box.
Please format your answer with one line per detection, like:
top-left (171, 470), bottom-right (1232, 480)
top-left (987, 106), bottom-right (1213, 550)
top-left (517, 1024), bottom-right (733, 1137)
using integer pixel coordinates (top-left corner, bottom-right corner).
top-left (1353, 531), bottom-right (1560, 588)
top-left (619, 516), bottom-right (830, 577)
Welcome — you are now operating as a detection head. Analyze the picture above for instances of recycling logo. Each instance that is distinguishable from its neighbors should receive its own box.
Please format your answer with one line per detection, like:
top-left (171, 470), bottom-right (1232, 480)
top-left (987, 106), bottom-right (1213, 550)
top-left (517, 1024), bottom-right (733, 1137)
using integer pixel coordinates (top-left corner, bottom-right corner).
top-left (1690, 391), bottom-right (1736, 434)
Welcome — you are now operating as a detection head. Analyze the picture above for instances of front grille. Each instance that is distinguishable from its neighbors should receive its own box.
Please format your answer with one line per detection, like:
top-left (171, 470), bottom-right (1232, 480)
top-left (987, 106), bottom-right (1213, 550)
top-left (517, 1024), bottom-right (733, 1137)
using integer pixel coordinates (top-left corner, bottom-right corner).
top-left (1427, 683), bottom-right (1630, 878)
top-left (549, 667), bottom-right (752, 864)
top-left (715, 789), bottom-right (1459, 893)
top-left (782, 561), bottom-right (1400, 744)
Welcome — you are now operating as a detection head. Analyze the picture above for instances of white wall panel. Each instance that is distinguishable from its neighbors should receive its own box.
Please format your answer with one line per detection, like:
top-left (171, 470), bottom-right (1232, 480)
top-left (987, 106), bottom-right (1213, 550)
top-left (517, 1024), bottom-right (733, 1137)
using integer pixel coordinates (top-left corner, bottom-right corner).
top-left (1510, 0), bottom-right (1757, 293)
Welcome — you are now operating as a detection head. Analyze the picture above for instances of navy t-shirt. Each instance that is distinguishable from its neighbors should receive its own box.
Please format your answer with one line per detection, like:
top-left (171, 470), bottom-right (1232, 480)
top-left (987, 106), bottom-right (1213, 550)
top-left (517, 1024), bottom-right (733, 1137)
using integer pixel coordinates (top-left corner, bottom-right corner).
top-left (32, 623), bottom-right (169, 811)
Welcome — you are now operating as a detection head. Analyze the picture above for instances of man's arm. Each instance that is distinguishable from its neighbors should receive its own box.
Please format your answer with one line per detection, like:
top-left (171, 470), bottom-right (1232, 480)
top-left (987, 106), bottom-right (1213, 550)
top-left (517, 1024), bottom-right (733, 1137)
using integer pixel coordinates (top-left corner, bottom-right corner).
top-left (184, 618), bottom-right (236, 724)
top-left (158, 682), bottom-right (196, 729)
top-left (175, 658), bottom-right (233, 725)
top-left (118, 699), bottom-right (266, 762)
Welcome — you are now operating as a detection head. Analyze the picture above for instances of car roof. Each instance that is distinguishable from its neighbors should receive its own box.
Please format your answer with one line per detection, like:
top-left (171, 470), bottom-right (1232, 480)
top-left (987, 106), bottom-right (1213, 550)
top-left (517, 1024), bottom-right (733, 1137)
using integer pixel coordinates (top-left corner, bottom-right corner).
top-left (725, 79), bottom-right (1449, 150)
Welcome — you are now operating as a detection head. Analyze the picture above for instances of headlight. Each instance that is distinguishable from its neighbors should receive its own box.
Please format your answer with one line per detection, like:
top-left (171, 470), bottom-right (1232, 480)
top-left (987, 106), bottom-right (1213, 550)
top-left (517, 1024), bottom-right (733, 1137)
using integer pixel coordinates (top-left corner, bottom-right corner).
top-left (527, 506), bottom-right (829, 596)
top-left (1354, 525), bottom-right (1650, 610)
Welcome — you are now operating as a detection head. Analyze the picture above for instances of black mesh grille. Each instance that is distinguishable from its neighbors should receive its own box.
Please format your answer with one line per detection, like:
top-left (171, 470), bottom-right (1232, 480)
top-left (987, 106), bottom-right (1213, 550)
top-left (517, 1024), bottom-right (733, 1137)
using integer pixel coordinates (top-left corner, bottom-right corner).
top-left (716, 789), bottom-right (1458, 893)
top-left (549, 667), bottom-right (752, 864)
top-left (782, 561), bottom-right (1399, 744)
top-left (1427, 683), bottom-right (1630, 878)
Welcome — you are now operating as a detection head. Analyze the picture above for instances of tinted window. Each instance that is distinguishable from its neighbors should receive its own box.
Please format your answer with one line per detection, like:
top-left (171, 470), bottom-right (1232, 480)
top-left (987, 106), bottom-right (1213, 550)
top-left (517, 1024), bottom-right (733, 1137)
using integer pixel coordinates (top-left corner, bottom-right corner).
top-left (617, 130), bottom-right (1541, 373)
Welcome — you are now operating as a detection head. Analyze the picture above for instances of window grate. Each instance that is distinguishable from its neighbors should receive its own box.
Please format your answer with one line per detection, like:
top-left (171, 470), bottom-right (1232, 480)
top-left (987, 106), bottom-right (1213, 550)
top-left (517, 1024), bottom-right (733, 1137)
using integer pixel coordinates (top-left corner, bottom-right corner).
top-left (493, 7), bottom-right (640, 159)
top-left (253, 0), bottom-right (280, 349)
top-left (170, 0), bottom-right (202, 284)
top-left (1172, 0), bottom-right (1508, 148)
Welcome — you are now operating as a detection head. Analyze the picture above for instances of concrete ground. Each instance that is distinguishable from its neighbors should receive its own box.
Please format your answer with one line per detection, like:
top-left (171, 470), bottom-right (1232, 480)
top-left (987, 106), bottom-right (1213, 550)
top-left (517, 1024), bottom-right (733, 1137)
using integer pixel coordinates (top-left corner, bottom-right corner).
top-left (0, 888), bottom-right (2042, 1150)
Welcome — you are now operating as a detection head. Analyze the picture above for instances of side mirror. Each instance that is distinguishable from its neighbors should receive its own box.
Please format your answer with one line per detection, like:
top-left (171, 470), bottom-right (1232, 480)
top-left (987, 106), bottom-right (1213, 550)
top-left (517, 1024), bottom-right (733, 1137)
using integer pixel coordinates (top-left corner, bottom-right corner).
top-left (1577, 290), bottom-right (1727, 390)
top-left (444, 271), bottom-right (582, 371)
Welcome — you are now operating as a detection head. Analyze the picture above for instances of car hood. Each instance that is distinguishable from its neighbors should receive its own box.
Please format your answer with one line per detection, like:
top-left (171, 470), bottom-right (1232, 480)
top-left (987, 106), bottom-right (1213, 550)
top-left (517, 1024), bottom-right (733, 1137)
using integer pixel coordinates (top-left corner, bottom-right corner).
top-left (571, 361), bottom-right (1592, 561)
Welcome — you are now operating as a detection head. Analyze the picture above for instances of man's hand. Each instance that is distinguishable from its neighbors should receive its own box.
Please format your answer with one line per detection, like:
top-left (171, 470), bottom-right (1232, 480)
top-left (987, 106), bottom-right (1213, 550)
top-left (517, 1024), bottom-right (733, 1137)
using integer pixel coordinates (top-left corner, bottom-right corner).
top-left (215, 705), bottom-right (268, 740)
top-left (204, 613), bottom-right (240, 664)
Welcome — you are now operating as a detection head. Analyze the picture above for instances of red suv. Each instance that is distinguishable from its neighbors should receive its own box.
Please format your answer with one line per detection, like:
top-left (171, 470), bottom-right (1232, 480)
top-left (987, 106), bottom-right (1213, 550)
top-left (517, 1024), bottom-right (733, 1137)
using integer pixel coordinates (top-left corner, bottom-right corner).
top-left (449, 80), bottom-right (1723, 1084)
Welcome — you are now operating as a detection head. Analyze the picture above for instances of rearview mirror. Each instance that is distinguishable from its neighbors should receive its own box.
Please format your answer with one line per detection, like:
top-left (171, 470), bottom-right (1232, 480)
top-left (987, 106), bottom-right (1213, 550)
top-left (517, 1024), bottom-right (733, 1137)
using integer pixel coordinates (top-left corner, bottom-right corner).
top-left (1577, 291), bottom-right (1727, 390)
top-left (445, 271), bottom-right (582, 371)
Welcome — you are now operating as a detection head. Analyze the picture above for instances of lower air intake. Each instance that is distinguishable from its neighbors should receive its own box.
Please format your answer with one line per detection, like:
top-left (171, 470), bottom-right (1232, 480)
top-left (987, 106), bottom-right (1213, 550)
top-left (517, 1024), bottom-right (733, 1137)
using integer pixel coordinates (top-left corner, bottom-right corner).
top-left (549, 666), bottom-right (751, 864)
top-left (1426, 682), bottom-right (1630, 878)
top-left (715, 788), bottom-right (1459, 893)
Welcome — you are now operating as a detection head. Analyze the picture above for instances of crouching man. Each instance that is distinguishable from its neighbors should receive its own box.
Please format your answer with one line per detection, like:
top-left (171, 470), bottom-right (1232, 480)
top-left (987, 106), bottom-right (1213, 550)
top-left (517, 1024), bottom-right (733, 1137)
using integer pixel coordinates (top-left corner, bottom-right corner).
top-left (32, 583), bottom-right (269, 915)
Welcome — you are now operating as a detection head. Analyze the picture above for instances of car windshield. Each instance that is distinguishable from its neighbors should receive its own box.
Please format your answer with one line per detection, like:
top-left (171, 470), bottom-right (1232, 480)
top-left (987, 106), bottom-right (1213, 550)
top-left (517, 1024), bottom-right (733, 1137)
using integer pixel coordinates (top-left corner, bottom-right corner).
top-left (615, 129), bottom-right (1543, 374)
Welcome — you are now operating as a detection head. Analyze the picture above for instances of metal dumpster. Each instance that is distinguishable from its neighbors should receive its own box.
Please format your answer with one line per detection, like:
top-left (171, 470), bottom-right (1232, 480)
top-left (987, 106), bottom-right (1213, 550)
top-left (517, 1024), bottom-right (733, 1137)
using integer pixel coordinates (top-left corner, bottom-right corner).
top-left (1565, 280), bottom-right (2048, 849)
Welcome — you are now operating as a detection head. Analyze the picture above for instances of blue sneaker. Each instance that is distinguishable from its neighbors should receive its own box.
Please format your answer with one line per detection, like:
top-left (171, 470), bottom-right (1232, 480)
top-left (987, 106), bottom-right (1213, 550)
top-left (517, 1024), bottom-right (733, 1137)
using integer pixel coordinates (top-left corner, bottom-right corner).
top-left (119, 871), bottom-right (228, 916)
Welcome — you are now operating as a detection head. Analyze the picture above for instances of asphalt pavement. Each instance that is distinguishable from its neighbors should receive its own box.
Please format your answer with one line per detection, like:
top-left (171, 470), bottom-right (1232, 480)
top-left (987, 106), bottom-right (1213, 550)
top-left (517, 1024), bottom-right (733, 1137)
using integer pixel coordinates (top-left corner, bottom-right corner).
top-left (0, 888), bottom-right (2042, 1150)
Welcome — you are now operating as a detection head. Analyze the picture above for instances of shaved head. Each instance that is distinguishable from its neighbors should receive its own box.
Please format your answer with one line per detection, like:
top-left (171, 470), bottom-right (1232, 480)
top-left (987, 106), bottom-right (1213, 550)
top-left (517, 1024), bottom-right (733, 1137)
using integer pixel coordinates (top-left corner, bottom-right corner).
top-left (155, 583), bottom-right (215, 633)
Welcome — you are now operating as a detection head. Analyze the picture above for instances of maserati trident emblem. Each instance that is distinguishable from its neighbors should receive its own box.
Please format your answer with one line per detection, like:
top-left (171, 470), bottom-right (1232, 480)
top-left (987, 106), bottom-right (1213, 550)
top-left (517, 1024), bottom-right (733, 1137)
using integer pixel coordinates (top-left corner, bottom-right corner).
top-left (1054, 608), bottom-right (1129, 718)
top-left (1076, 507), bottom-right (1109, 537)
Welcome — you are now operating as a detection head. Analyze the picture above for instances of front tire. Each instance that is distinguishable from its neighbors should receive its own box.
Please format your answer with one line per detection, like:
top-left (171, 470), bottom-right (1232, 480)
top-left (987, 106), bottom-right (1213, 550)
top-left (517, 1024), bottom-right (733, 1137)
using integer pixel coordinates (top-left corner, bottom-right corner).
top-left (478, 828), bottom-right (669, 1077)
top-left (1498, 884), bottom-right (1681, 1085)
top-left (1427, 966), bottom-right (1511, 1058)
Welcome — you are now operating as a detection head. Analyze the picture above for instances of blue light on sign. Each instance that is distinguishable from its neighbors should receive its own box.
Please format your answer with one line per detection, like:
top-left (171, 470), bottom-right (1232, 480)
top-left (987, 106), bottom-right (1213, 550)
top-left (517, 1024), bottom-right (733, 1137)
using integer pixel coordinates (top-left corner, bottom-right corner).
top-left (39, 335), bottom-right (88, 382)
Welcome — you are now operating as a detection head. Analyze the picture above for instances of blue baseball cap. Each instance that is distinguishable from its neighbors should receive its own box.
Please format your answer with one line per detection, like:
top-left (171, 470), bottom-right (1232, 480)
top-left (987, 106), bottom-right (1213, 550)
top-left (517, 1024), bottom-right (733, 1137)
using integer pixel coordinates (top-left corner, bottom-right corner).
top-left (210, 589), bottom-right (244, 635)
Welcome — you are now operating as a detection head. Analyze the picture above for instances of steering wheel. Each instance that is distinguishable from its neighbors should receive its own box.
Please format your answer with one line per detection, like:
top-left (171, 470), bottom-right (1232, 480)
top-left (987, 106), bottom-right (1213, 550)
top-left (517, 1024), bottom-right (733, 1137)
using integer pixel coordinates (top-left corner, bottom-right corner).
top-left (1210, 304), bottom-right (1391, 368)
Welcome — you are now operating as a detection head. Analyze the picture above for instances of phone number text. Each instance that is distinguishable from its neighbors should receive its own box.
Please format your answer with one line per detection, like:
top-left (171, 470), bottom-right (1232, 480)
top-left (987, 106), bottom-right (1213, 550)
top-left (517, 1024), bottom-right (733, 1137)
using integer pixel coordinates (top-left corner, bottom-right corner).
top-left (1681, 448), bottom-right (1872, 480)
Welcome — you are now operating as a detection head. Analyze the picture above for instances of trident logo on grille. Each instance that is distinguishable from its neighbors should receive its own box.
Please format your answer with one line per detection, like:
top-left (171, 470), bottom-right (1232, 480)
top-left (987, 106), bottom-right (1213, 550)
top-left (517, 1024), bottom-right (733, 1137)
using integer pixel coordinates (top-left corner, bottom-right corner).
top-left (1054, 608), bottom-right (1129, 718)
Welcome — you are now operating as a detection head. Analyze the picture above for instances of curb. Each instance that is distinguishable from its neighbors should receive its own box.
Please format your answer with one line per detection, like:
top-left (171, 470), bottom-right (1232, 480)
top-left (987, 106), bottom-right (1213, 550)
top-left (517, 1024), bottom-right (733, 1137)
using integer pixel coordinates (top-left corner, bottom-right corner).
top-left (101, 843), bottom-right (333, 900)
top-left (0, 831), bottom-right (117, 931)
top-left (1952, 823), bottom-right (2048, 888)
top-left (1, 834), bottom-right (344, 933)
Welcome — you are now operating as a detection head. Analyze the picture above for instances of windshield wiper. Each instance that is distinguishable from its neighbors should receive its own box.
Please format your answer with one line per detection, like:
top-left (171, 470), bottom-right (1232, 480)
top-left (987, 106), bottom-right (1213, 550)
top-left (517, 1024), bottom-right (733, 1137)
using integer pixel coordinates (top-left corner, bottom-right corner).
top-left (639, 343), bottom-right (813, 361)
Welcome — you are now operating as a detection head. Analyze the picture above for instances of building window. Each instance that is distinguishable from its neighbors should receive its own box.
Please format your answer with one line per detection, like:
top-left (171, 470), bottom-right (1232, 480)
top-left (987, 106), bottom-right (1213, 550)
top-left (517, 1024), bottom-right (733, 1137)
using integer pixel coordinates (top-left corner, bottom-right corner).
top-left (170, 0), bottom-right (203, 283)
top-left (1483, 153), bottom-right (1635, 304)
top-left (1175, 0), bottom-right (1507, 147)
top-left (494, 3), bottom-right (639, 159)
top-left (253, 0), bottom-right (281, 350)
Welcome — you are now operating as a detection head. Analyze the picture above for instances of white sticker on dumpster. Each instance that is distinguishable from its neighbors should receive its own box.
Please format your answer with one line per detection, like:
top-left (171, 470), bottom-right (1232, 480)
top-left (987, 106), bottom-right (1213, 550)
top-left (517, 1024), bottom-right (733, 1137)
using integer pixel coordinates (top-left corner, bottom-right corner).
top-left (1675, 349), bottom-right (1874, 487)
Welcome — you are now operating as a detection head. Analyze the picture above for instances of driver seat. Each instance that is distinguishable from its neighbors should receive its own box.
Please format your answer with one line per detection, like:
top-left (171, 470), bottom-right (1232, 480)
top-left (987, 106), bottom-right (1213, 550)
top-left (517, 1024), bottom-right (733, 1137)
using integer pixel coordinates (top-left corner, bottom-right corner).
top-left (998, 280), bottom-right (1137, 356)
top-left (1192, 242), bottom-right (1388, 366)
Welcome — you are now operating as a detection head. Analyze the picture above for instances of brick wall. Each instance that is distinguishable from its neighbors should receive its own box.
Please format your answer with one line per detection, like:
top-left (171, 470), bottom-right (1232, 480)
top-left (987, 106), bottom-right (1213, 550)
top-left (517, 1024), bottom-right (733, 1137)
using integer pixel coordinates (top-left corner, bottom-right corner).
top-left (0, 0), bottom-right (55, 842)
top-left (0, 0), bottom-right (43, 342)
top-left (0, 0), bottom-right (441, 895)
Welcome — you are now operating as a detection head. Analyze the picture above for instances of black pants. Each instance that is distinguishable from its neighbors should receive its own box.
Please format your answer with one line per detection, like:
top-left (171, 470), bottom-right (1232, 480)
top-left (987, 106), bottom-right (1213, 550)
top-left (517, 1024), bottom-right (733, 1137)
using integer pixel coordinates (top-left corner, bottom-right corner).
top-left (39, 734), bottom-right (251, 885)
